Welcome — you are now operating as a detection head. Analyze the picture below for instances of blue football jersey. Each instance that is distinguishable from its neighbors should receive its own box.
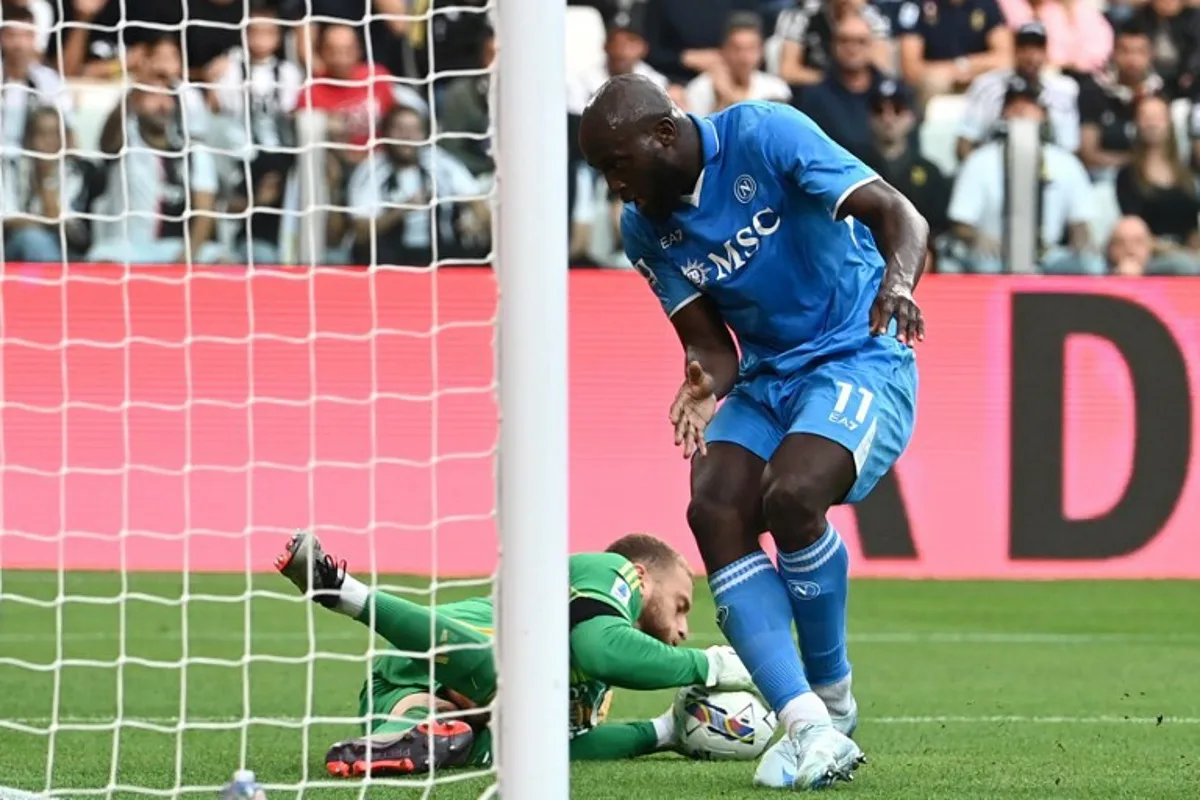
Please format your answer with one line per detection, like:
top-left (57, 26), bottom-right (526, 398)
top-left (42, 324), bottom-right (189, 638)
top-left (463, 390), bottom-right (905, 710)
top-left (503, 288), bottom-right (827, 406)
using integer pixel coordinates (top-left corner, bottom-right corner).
top-left (622, 101), bottom-right (887, 381)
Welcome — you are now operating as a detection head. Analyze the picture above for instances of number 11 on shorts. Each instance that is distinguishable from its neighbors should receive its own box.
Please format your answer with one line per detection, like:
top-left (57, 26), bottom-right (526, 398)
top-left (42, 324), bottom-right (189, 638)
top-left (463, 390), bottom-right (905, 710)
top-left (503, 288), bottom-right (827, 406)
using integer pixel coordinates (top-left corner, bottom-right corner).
top-left (831, 381), bottom-right (874, 426)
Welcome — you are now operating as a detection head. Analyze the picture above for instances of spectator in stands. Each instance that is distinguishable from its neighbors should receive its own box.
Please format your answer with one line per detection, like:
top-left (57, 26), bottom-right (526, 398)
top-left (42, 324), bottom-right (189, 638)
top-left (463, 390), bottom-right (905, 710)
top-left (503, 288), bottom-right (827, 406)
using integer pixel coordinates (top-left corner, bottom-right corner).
top-left (213, 0), bottom-right (304, 264)
top-left (1106, 215), bottom-right (1154, 274)
top-left (346, 103), bottom-right (488, 266)
top-left (302, 24), bottom-right (398, 153)
top-left (56, 0), bottom-right (188, 79)
top-left (58, 0), bottom-right (123, 78)
top-left (440, 25), bottom-right (494, 177)
top-left (98, 33), bottom-right (212, 155)
top-left (1, 4), bottom-right (73, 148)
top-left (896, 0), bottom-right (1013, 107)
top-left (1131, 0), bottom-right (1200, 98)
top-left (996, 0), bottom-right (1112, 78)
top-left (0, 107), bottom-right (96, 262)
top-left (88, 77), bottom-right (224, 264)
top-left (684, 12), bottom-right (791, 116)
top-left (1077, 21), bottom-right (1163, 175)
top-left (408, 0), bottom-right (489, 86)
top-left (568, 12), bottom-right (671, 116)
top-left (862, 80), bottom-right (951, 237)
top-left (185, 0), bottom-right (246, 81)
top-left (2, 0), bottom-right (54, 56)
top-left (1115, 94), bottom-right (1200, 273)
top-left (799, 13), bottom-right (885, 159)
top-left (287, 0), bottom-right (416, 81)
top-left (774, 0), bottom-right (894, 94)
top-left (212, 0), bottom-right (302, 146)
top-left (956, 22), bottom-right (1079, 161)
top-left (567, 11), bottom-right (672, 265)
top-left (946, 76), bottom-right (1100, 273)
top-left (641, 0), bottom-right (761, 85)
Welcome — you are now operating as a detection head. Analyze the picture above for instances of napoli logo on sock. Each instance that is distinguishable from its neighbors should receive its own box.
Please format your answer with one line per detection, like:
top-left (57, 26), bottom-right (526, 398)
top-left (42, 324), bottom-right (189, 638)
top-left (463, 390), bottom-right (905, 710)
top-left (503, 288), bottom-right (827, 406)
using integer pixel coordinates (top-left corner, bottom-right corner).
top-left (787, 580), bottom-right (822, 600)
top-left (715, 605), bottom-right (730, 628)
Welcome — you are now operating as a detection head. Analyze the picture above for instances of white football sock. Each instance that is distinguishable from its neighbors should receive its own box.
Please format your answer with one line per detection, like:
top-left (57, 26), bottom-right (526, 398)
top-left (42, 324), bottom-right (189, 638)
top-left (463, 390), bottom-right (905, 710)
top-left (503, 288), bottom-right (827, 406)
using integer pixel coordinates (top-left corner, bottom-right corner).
top-left (652, 709), bottom-right (677, 750)
top-left (778, 691), bottom-right (832, 735)
top-left (813, 675), bottom-right (855, 718)
top-left (336, 574), bottom-right (369, 618)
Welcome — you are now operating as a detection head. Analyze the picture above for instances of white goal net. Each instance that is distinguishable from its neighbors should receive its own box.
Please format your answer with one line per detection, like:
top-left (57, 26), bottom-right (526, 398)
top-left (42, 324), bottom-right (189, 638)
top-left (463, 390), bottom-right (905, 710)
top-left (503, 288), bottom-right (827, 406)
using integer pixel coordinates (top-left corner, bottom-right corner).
top-left (0, 0), bottom-right (568, 796)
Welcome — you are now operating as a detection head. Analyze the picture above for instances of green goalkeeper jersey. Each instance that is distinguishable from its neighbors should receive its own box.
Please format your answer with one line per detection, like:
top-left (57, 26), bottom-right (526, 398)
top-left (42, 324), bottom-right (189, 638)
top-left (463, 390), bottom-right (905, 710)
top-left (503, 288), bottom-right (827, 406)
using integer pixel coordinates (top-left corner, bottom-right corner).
top-left (366, 552), bottom-right (705, 741)
top-left (565, 552), bottom-right (644, 736)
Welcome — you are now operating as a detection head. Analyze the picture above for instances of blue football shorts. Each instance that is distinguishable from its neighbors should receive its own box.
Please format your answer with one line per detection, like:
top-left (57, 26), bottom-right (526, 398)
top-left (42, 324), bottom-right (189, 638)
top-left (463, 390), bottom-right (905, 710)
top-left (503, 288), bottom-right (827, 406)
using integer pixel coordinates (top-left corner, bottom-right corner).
top-left (704, 336), bottom-right (918, 504)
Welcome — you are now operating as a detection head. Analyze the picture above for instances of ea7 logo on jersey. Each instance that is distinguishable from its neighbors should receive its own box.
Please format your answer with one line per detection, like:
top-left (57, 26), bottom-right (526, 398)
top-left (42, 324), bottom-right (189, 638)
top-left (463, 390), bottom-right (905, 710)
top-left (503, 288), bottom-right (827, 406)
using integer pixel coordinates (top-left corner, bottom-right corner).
top-left (660, 228), bottom-right (684, 249)
top-left (706, 208), bottom-right (781, 280)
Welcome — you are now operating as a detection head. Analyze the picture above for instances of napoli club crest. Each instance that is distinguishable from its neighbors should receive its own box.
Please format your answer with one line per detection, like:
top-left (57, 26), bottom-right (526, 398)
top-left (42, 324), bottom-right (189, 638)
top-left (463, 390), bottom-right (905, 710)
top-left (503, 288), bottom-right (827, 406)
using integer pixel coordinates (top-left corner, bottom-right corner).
top-left (734, 174), bottom-right (757, 204)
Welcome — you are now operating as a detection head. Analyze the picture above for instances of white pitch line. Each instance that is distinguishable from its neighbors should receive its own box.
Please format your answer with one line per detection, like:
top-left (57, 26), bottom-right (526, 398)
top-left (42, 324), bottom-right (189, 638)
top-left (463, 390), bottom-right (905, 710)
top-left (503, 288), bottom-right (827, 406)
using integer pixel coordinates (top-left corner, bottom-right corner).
top-left (2, 715), bottom-right (1198, 727)
top-left (1, 631), bottom-right (1197, 645)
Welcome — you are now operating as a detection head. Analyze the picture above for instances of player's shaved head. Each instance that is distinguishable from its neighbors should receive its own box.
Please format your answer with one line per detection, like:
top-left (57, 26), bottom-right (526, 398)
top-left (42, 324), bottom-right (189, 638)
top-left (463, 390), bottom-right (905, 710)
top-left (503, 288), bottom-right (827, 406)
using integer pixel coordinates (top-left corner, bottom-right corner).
top-left (584, 73), bottom-right (676, 133)
top-left (579, 74), bottom-right (702, 221)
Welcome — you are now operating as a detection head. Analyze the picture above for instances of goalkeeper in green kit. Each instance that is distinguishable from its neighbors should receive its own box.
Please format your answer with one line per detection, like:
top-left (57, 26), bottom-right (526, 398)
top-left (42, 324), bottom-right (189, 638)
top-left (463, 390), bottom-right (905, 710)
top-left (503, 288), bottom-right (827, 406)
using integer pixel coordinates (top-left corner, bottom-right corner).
top-left (274, 530), bottom-right (755, 778)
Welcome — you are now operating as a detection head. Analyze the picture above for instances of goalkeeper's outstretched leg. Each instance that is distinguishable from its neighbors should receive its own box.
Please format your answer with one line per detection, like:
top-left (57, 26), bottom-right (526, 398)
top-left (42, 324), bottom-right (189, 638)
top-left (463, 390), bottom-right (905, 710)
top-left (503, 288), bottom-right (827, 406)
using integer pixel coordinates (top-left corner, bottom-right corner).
top-left (274, 529), bottom-right (496, 705)
top-left (275, 530), bottom-right (496, 776)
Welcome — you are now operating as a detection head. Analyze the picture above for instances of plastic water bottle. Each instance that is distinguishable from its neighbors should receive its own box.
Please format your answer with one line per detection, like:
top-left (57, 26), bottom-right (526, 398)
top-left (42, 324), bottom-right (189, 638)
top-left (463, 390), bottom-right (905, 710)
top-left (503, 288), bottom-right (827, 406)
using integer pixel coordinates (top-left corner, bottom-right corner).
top-left (219, 770), bottom-right (267, 800)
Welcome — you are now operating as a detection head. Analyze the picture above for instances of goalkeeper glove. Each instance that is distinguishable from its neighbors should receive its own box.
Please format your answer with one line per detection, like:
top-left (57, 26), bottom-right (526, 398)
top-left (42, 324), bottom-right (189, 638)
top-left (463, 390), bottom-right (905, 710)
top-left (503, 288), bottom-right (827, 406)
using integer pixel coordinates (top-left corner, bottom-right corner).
top-left (703, 645), bottom-right (756, 692)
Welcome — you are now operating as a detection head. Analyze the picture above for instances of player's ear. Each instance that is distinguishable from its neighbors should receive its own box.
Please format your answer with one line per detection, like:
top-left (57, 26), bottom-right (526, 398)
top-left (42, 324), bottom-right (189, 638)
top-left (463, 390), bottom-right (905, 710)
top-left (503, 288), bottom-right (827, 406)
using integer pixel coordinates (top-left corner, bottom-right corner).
top-left (652, 117), bottom-right (676, 147)
top-left (632, 562), bottom-right (648, 583)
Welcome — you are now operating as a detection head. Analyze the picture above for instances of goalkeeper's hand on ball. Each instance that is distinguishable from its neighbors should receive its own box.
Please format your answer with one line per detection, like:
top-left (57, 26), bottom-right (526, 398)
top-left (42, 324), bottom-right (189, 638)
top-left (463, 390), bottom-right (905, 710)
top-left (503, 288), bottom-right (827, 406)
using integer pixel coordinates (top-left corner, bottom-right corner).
top-left (703, 645), bottom-right (755, 692)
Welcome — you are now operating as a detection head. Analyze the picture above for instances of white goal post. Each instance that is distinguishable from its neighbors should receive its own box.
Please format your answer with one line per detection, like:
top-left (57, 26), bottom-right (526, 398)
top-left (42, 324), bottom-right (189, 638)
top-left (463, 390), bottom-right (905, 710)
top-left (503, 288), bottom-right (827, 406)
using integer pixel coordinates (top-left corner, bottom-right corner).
top-left (495, 0), bottom-right (570, 798)
top-left (0, 0), bottom-right (569, 795)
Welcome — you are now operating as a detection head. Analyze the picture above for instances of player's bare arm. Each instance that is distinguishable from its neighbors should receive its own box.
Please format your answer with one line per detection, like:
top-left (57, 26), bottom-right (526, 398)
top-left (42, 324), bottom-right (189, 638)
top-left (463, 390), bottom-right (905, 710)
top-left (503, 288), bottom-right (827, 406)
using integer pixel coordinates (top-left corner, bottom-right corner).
top-left (839, 179), bottom-right (929, 346)
top-left (668, 297), bottom-right (738, 458)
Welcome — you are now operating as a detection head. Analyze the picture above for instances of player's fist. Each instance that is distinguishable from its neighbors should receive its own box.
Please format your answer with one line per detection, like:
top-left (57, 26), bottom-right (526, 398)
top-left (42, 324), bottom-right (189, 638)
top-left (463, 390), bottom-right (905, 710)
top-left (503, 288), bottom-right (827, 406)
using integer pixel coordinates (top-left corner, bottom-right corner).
top-left (703, 645), bottom-right (755, 692)
top-left (669, 361), bottom-right (717, 459)
top-left (870, 280), bottom-right (925, 347)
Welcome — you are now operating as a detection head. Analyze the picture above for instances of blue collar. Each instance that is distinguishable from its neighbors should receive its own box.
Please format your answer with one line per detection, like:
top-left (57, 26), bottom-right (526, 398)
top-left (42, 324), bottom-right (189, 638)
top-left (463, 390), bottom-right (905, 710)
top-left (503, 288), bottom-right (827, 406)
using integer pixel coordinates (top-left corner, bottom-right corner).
top-left (682, 114), bottom-right (721, 207)
top-left (691, 113), bottom-right (720, 164)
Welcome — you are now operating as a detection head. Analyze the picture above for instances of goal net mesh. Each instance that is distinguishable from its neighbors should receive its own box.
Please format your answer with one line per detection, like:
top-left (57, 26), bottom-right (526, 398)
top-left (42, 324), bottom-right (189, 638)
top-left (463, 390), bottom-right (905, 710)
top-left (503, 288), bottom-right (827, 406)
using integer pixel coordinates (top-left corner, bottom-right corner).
top-left (0, 0), bottom-right (501, 795)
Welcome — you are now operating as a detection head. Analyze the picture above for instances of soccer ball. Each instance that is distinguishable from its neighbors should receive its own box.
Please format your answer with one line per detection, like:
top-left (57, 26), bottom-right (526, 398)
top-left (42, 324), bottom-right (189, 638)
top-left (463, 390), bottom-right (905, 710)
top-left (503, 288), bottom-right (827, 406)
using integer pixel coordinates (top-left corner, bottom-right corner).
top-left (673, 686), bottom-right (778, 761)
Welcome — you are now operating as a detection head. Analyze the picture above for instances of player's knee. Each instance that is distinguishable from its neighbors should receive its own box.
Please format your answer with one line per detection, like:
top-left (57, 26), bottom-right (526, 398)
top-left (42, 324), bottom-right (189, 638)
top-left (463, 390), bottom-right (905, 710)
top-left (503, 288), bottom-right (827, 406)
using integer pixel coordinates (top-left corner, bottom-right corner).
top-left (761, 473), bottom-right (829, 548)
top-left (686, 496), bottom-right (753, 570)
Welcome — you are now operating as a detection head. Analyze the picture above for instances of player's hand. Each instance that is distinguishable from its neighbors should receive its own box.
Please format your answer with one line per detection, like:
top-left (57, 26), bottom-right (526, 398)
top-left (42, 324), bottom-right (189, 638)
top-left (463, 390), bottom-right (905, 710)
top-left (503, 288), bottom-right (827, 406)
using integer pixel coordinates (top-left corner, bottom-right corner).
top-left (704, 645), bottom-right (755, 692)
top-left (669, 361), bottom-right (717, 459)
top-left (870, 280), bottom-right (924, 347)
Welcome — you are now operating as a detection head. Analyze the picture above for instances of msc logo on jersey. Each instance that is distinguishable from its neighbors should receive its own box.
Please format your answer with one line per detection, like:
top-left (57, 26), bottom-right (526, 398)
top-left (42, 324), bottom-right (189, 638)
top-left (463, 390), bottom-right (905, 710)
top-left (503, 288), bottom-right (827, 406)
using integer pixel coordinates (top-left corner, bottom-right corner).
top-left (706, 208), bottom-right (781, 280)
top-left (734, 174), bottom-right (757, 204)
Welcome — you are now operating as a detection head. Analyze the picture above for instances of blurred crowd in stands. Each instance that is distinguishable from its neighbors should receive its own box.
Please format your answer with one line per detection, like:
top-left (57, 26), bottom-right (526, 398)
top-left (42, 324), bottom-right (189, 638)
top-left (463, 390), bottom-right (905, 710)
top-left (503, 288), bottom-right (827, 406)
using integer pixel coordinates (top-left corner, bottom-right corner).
top-left (1, 0), bottom-right (1199, 275)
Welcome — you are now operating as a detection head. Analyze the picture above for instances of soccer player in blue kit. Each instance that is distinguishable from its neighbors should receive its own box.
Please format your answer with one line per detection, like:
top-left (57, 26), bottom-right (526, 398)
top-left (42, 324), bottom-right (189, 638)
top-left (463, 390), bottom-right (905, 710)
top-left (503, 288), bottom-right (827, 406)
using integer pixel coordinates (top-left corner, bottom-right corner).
top-left (579, 75), bottom-right (928, 790)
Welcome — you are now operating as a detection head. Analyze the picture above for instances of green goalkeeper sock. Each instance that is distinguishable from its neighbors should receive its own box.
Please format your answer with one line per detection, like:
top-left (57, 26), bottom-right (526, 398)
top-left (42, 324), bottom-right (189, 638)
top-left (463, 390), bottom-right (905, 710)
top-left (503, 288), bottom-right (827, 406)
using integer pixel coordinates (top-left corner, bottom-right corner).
top-left (356, 591), bottom-right (497, 706)
top-left (569, 722), bottom-right (660, 761)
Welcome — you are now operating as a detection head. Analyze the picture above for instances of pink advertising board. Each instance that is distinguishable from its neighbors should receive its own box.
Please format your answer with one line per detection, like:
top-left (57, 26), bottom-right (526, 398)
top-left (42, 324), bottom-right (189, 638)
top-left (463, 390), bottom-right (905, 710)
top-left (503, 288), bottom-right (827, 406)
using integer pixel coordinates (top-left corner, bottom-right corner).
top-left (1, 265), bottom-right (1196, 578)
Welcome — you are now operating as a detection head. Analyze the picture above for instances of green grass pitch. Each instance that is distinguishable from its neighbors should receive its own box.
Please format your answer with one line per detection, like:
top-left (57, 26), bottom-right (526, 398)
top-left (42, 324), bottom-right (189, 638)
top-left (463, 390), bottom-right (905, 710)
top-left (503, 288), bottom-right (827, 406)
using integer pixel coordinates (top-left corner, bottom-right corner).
top-left (2, 574), bottom-right (1198, 798)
